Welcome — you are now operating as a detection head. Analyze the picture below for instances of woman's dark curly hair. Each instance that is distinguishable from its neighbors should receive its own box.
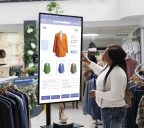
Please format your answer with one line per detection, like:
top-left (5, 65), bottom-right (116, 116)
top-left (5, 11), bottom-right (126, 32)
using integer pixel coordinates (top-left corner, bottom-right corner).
top-left (103, 44), bottom-right (127, 86)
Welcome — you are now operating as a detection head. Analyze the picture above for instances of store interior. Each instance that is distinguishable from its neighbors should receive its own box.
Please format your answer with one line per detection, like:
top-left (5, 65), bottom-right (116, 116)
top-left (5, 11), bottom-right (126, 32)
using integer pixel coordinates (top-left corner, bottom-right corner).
top-left (0, 0), bottom-right (144, 128)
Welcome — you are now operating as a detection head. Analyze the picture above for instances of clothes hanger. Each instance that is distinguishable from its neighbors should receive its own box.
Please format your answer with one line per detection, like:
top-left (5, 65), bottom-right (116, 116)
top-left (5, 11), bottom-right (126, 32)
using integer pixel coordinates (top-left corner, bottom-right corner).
top-left (0, 88), bottom-right (6, 94)
top-left (6, 86), bottom-right (13, 91)
top-left (0, 89), bottom-right (4, 94)
top-left (135, 62), bottom-right (144, 80)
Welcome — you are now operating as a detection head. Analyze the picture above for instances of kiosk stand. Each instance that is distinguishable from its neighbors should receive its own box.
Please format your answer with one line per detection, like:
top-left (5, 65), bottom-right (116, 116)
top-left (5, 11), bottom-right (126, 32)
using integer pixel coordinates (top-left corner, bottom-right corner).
top-left (40, 104), bottom-right (51, 128)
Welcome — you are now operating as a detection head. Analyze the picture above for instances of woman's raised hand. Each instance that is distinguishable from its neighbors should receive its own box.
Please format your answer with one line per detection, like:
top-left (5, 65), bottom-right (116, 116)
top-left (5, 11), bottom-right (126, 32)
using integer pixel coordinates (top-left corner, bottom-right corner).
top-left (81, 52), bottom-right (91, 65)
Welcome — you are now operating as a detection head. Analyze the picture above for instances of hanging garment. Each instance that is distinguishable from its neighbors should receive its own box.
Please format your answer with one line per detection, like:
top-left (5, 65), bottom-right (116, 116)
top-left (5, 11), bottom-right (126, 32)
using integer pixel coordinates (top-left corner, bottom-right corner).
top-left (43, 63), bottom-right (51, 74)
top-left (83, 74), bottom-right (101, 120)
top-left (70, 63), bottom-right (77, 74)
top-left (0, 95), bottom-right (19, 128)
top-left (122, 40), bottom-right (141, 64)
top-left (5, 92), bottom-right (29, 128)
top-left (122, 83), bottom-right (136, 128)
top-left (136, 96), bottom-right (144, 128)
top-left (0, 99), bottom-right (14, 128)
top-left (0, 87), bottom-right (29, 128)
top-left (11, 90), bottom-right (28, 127)
top-left (20, 91), bottom-right (30, 124)
top-left (126, 58), bottom-right (138, 79)
top-left (124, 85), bottom-right (144, 128)
top-left (53, 32), bottom-right (68, 57)
top-left (3, 89), bottom-right (29, 128)
top-left (58, 63), bottom-right (64, 74)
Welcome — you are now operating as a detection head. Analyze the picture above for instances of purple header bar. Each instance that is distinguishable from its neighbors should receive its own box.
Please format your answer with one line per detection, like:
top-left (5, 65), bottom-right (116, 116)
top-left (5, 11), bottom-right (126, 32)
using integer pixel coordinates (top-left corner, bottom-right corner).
top-left (40, 14), bottom-right (82, 26)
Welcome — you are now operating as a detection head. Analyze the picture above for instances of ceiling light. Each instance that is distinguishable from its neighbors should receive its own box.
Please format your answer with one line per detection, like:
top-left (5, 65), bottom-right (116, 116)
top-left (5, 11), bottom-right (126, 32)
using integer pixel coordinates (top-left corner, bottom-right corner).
top-left (83, 34), bottom-right (99, 37)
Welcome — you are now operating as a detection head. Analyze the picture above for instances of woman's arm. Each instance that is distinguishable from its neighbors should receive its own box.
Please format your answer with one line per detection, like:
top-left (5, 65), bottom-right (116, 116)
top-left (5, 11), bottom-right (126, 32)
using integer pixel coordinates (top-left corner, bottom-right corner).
top-left (89, 61), bottom-right (103, 75)
top-left (81, 52), bottom-right (103, 75)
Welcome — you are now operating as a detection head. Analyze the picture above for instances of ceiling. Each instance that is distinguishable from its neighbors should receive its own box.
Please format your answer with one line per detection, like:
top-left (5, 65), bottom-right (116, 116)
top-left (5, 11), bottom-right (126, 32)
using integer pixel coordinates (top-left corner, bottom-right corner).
top-left (83, 15), bottom-right (143, 40)
top-left (82, 15), bottom-right (144, 48)
top-left (82, 24), bottom-right (139, 49)
top-left (81, 15), bottom-right (144, 49)
top-left (83, 24), bottom-right (139, 39)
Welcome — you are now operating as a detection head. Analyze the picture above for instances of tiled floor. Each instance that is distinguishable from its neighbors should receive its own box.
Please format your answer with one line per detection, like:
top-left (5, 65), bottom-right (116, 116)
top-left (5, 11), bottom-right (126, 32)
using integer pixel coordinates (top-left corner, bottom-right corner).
top-left (31, 101), bottom-right (103, 128)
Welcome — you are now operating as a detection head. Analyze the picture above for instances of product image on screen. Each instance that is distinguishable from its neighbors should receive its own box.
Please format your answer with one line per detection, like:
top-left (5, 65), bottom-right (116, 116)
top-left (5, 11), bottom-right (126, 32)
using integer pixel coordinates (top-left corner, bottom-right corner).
top-left (38, 13), bottom-right (83, 104)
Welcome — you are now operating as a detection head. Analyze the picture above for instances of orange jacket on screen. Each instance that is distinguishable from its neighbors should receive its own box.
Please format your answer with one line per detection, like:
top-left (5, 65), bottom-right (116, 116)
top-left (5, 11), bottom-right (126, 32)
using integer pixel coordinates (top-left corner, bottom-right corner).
top-left (53, 32), bottom-right (68, 57)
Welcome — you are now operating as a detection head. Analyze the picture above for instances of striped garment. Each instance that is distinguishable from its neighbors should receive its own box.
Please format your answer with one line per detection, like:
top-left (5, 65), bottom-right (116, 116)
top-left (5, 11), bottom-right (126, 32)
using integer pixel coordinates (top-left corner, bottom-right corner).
top-left (136, 95), bottom-right (144, 128)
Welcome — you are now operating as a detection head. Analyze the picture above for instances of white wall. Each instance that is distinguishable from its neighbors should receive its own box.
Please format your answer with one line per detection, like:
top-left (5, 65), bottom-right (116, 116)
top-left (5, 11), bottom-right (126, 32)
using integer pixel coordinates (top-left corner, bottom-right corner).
top-left (119, 0), bottom-right (144, 19)
top-left (0, 33), bottom-right (24, 66)
top-left (0, 2), bottom-right (47, 25)
top-left (0, 0), bottom-right (144, 26)
top-left (0, 1), bottom-right (144, 24)
top-left (61, 1), bottom-right (119, 21)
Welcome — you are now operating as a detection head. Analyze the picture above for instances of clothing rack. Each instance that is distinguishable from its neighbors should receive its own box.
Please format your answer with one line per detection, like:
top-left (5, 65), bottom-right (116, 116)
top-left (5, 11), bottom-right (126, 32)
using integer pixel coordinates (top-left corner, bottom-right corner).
top-left (125, 82), bottom-right (144, 128)
top-left (0, 84), bottom-right (30, 128)
top-left (82, 72), bottom-right (102, 128)
top-left (122, 39), bottom-right (141, 64)
top-left (123, 37), bottom-right (140, 42)
top-left (135, 62), bottom-right (144, 80)
top-left (125, 66), bottom-right (144, 128)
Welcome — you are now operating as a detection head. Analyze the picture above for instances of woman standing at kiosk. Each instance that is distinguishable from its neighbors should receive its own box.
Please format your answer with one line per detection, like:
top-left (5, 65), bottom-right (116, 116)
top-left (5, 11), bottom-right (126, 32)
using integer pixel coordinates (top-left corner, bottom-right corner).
top-left (82, 44), bottom-right (128, 128)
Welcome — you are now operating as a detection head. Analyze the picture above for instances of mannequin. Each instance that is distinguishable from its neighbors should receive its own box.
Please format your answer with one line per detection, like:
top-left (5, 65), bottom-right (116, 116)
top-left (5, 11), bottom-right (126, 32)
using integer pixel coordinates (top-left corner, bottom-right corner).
top-left (0, 49), bottom-right (10, 77)
top-left (59, 30), bottom-right (62, 39)
top-left (53, 30), bottom-right (68, 57)
top-left (59, 103), bottom-right (68, 123)
top-left (0, 49), bottom-right (6, 65)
